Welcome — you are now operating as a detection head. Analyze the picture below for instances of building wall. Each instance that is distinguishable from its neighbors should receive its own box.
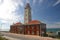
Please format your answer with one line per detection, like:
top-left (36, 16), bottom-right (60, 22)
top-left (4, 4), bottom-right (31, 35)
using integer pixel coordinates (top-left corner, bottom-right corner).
top-left (10, 25), bottom-right (20, 34)
top-left (24, 24), bottom-right (40, 35)
top-left (24, 24), bottom-right (46, 36)
top-left (10, 24), bottom-right (46, 36)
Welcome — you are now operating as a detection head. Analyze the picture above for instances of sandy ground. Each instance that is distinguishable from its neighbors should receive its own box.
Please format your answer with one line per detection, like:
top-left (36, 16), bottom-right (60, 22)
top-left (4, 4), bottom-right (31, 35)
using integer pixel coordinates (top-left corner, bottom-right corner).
top-left (3, 36), bottom-right (20, 40)
top-left (1, 32), bottom-right (59, 40)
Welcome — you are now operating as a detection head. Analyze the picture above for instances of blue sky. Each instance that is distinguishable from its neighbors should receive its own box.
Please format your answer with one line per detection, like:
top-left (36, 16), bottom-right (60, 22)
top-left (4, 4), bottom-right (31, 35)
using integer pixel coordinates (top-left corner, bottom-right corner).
top-left (0, 0), bottom-right (60, 31)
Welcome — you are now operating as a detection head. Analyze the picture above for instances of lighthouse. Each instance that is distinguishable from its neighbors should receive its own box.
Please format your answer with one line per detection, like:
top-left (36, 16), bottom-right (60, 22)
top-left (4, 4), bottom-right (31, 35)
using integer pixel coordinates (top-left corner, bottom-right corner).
top-left (24, 2), bottom-right (32, 24)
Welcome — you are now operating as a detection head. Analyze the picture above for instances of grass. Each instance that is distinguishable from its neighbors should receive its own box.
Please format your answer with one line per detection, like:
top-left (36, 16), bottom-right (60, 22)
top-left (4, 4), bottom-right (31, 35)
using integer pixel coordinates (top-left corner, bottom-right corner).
top-left (0, 36), bottom-right (8, 40)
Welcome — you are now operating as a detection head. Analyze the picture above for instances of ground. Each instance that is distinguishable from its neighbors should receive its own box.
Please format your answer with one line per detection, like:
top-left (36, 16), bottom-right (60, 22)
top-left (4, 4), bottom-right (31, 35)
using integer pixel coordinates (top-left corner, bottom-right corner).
top-left (0, 32), bottom-right (60, 40)
top-left (0, 36), bottom-right (8, 40)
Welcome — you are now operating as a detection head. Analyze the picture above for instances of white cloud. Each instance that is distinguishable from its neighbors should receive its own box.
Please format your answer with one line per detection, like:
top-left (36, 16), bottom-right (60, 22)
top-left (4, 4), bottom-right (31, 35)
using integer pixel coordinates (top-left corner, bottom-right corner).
top-left (47, 22), bottom-right (60, 28)
top-left (0, 0), bottom-right (24, 31)
top-left (39, 0), bottom-right (43, 4)
top-left (33, 0), bottom-right (43, 4)
top-left (54, 22), bottom-right (60, 26)
top-left (12, 0), bottom-right (24, 7)
top-left (33, 0), bottom-right (36, 4)
top-left (0, 0), bottom-right (3, 4)
top-left (53, 0), bottom-right (60, 6)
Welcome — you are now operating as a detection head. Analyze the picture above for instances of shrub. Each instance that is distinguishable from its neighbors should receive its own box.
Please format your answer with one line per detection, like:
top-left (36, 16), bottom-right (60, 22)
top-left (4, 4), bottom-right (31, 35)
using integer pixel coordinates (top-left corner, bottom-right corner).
top-left (0, 36), bottom-right (8, 40)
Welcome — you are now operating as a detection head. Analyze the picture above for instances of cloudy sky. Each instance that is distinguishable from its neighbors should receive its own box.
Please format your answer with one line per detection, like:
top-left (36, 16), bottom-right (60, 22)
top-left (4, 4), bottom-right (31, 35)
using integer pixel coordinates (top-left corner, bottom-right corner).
top-left (0, 0), bottom-right (60, 31)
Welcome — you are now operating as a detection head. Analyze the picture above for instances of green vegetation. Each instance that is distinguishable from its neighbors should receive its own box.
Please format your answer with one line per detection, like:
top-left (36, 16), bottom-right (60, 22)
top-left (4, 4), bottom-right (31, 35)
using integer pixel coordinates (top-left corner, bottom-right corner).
top-left (0, 33), bottom-right (8, 40)
top-left (0, 36), bottom-right (8, 40)
top-left (46, 32), bottom-right (60, 39)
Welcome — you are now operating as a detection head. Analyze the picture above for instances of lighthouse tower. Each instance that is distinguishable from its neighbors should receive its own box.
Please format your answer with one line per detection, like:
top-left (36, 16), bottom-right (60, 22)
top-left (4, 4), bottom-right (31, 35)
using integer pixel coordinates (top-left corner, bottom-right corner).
top-left (24, 1), bottom-right (32, 24)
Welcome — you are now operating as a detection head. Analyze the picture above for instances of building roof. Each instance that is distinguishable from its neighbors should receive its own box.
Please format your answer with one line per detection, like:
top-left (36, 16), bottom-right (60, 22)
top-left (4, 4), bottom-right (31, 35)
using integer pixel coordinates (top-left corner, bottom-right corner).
top-left (28, 20), bottom-right (41, 24)
top-left (13, 22), bottom-right (22, 25)
top-left (15, 22), bottom-right (22, 24)
top-left (11, 22), bottom-right (22, 26)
